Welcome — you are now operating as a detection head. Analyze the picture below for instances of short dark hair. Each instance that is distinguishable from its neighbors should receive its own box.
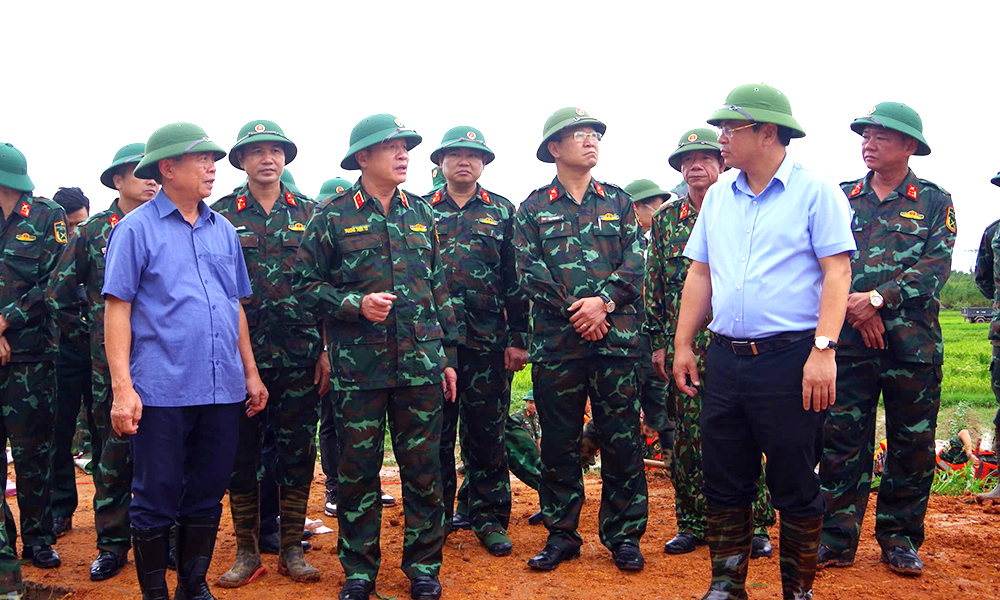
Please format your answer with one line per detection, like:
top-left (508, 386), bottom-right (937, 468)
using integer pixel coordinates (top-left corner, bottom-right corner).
top-left (752, 123), bottom-right (792, 146)
top-left (53, 187), bottom-right (90, 213)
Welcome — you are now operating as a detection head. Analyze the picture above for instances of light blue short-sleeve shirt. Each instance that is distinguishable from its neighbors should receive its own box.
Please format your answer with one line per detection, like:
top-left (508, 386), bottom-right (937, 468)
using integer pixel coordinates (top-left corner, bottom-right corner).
top-left (684, 154), bottom-right (856, 339)
top-left (102, 190), bottom-right (253, 407)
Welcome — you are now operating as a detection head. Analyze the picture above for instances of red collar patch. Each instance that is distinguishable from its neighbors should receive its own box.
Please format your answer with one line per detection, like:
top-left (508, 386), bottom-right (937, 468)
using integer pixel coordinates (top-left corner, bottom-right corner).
top-left (480, 189), bottom-right (491, 204)
top-left (110, 214), bottom-right (120, 227)
top-left (353, 191), bottom-right (365, 210)
top-left (906, 184), bottom-right (919, 200)
top-left (400, 190), bottom-right (410, 209)
top-left (18, 202), bottom-right (30, 218)
top-left (548, 187), bottom-right (559, 202)
top-left (594, 182), bottom-right (606, 198)
top-left (236, 196), bottom-right (247, 211)
top-left (679, 203), bottom-right (690, 220)
top-left (849, 183), bottom-right (863, 198)
top-left (285, 190), bottom-right (296, 206)
top-left (431, 189), bottom-right (443, 205)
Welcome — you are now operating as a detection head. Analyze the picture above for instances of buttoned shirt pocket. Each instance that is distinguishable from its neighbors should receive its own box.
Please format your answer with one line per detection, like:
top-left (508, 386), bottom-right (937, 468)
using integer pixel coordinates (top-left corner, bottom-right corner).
top-left (465, 291), bottom-right (505, 347)
top-left (339, 235), bottom-right (383, 284)
top-left (2, 244), bottom-right (40, 283)
top-left (885, 217), bottom-right (930, 269)
top-left (405, 232), bottom-right (434, 280)
top-left (333, 327), bottom-right (390, 382)
top-left (604, 303), bottom-right (641, 351)
top-left (663, 242), bottom-right (689, 284)
top-left (470, 223), bottom-right (502, 265)
top-left (539, 219), bottom-right (574, 269)
top-left (210, 253), bottom-right (239, 299)
top-left (594, 219), bottom-right (623, 266)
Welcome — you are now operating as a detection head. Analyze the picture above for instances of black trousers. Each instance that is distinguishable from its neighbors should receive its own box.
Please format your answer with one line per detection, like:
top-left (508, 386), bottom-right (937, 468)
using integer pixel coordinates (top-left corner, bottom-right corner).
top-left (701, 334), bottom-right (826, 517)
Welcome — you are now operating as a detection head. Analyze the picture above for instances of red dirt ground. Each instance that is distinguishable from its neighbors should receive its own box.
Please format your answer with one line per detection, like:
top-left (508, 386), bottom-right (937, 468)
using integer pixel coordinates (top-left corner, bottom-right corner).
top-left (11, 465), bottom-right (1000, 599)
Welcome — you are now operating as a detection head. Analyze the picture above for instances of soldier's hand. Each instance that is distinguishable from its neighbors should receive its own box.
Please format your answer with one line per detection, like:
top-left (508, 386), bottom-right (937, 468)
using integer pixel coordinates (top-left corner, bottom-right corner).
top-left (568, 297), bottom-right (608, 335)
top-left (111, 386), bottom-right (143, 436)
top-left (581, 319), bottom-right (609, 341)
top-left (314, 351), bottom-right (331, 395)
top-left (0, 336), bottom-right (10, 366)
top-left (845, 292), bottom-right (878, 326)
top-left (652, 348), bottom-right (670, 381)
top-left (504, 347), bottom-right (528, 371)
top-left (0, 314), bottom-right (7, 336)
top-left (361, 292), bottom-right (397, 322)
top-left (443, 367), bottom-right (458, 403)
top-left (672, 346), bottom-right (700, 397)
top-left (801, 348), bottom-right (836, 412)
top-left (245, 375), bottom-right (269, 417)
top-left (855, 313), bottom-right (886, 349)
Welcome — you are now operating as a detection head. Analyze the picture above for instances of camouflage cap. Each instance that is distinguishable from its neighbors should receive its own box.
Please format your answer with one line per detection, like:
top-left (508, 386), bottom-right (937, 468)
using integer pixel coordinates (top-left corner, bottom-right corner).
top-left (537, 107), bottom-right (607, 163)
top-left (134, 123), bottom-right (226, 180)
top-left (0, 143), bottom-right (34, 192)
top-left (229, 119), bottom-right (298, 169)
top-left (707, 83), bottom-right (805, 138)
top-left (850, 102), bottom-right (930, 156)
top-left (668, 128), bottom-right (722, 172)
top-left (317, 177), bottom-right (353, 202)
top-left (992, 172), bottom-right (1000, 188)
top-left (341, 114), bottom-right (421, 171)
top-left (624, 179), bottom-right (670, 203)
top-left (430, 126), bottom-right (495, 165)
top-left (100, 143), bottom-right (146, 189)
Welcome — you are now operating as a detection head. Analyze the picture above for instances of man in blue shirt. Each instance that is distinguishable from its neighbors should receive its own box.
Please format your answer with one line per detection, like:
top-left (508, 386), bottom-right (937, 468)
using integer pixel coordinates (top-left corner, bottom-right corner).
top-left (103, 122), bottom-right (267, 600)
top-left (672, 84), bottom-right (855, 600)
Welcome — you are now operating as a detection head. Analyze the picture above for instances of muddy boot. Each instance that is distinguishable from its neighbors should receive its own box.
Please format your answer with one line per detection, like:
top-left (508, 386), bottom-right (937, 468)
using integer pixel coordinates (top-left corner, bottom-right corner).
top-left (175, 517), bottom-right (221, 600)
top-left (277, 485), bottom-right (319, 582)
top-left (218, 489), bottom-right (265, 588)
top-left (978, 426), bottom-right (1000, 503)
top-left (778, 514), bottom-right (822, 600)
top-left (702, 504), bottom-right (751, 600)
top-left (132, 526), bottom-right (171, 600)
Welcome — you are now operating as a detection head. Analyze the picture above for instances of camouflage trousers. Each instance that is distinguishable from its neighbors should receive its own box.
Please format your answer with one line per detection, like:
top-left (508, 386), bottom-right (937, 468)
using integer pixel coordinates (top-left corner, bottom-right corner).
top-left (333, 384), bottom-right (446, 581)
top-left (638, 333), bottom-right (672, 434)
top-left (532, 358), bottom-right (648, 552)
top-left (229, 367), bottom-right (320, 494)
top-left (991, 345), bottom-right (1000, 427)
top-left (820, 356), bottom-right (942, 556)
top-left (668, 383), bottom-right (776, 539)
top-left (0, 360), bottom-right (56, 548)
top-left (91, 360), bottom-right (134, 554)
top-left (440, 348), bottom-right (511, 537)
top-left (51, 351), bottom-right (94, 521)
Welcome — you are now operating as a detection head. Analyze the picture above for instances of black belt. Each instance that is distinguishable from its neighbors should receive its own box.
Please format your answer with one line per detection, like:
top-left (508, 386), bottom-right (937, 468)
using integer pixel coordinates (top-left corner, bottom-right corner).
top-left (714, 330), bottom-right (814, 356)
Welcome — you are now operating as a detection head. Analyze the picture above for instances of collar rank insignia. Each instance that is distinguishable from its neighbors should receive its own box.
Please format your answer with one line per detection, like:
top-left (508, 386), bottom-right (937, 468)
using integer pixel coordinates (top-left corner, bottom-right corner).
top-left (399, 190), bottom-right (410, 209)
top-left (410, 223), bottom-right (427, 232)
top-left (236, 196), bottom-right (247, 211)
top-left (849, 183), bottom-right (863, 198)
top-left (353, 191), bottom-right (365, 210)
top-left (594, 182), bottom-right (606, 198)
top-left (480, 190), bottom-right (491, 204)
top-left (906, 184), bottom-right (919, 200)
top-left (478, 217), bottom-right (498, 226)
top-left (899, 210), bottom-right (924, 220)
top-left (679, 203), bottom-right (690, 220)
top-left (110, 213), bottom-right (120, 227)
top-left (946, 206), bottom-right (957, 234)
top-left (289, 222), bottom-right (305, 232)
top-left (285, 190), bottom-right (296, 206)
top-left (18, 202), bottom-right (30, 218)
top-left (15, 233), bottom-right (35, 242)
top-left (548, 187), bottom-right (559, 202)
top-left (54, 220), bottom-right (68, 243)
top-left (599, 212), bottom-right (619, 221)
top-left (431, 189), bottom-right (443, 205)
top-left (343, 224), bottom-right (370, 234)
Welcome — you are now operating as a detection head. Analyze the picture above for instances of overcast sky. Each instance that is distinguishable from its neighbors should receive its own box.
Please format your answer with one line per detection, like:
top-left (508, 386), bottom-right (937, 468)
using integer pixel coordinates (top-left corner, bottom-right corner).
top-left (7, 1), bottom-right (997, 270)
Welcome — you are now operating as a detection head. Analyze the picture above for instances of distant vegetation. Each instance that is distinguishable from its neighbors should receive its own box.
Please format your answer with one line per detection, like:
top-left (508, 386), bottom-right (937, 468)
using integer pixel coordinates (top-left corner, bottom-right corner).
top-left (941, 270), bottom-right (991, 309)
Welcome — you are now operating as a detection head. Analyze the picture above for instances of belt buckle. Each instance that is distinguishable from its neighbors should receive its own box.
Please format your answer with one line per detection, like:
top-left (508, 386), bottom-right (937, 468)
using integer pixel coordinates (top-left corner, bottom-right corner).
top-left (730, 341), bottom-right (759, 356)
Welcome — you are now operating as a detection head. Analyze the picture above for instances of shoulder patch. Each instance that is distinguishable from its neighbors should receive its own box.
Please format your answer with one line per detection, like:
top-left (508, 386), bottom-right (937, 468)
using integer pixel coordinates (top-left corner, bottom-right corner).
top-left (236, 196), bottom-right (247, 211)
top-left (946, 206), bottom-right (957, 234)
top-left (906, 184), bottom-right (919, 200)
top-left (54, 220), bottom-right (68, 243)
top-left (849, 183), bottom-right (863, 198)
top-left (15, 233), bottom-right (35, 242)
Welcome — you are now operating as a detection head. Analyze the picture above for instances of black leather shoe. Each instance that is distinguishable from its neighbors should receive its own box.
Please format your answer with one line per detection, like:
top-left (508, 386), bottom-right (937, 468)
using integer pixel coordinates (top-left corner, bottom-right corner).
top-left (527, 510), bottom-right (544, 526)
top-left (302, 529), bottom-right (313, 541)
top-left (816, 544), bottom-right (853, 569)
top-left (881, 546), bottom-right (923, 576)
top-left (339, 578), bottom-right (375, 600)
top-left (613, 542), bottom-right (644, 572)
top-left (23, 544), bottom-right (61, 568)
top-left (90, 549), bottom-right (128, 581)
top-left (410, 575), bottom-right (442, 600)
top-left (527, 544), bottom-right (580, 571)
top-left (750, 534), bottom-right (772, 559)
top-left (259, 531), bottom-right (280, 554)
top-left (663, 532), bottom-right (702, 555)
top-left (451, 512), bottom-right (471, 531)
top-left (53, 516), bottom-right (72, 538)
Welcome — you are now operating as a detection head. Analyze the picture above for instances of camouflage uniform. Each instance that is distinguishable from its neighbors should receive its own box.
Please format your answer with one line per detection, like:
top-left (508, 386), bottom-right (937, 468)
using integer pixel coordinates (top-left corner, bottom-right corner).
top-left (0, 193), bottom-right (67, 576)
top-left (821, 170), bottom-right (955, 558)
top-left (47, 200), bottom-right (133, 556)
top-left (514, 177), bottom-right (648, 552)
top-left (644, 198), bottom-right (775, 540)
top-left (974, 219), bottom-right (1000, 422)
top-left (294, 182), bottom-right (458, 582)
top-left (428, 184), bottom-right (528, 540)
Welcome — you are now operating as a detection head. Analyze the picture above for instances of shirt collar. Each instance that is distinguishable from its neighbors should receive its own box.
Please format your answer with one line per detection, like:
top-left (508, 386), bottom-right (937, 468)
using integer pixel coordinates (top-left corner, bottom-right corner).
top-left (351, 183), bottom-right (410, 212)
top-left (856, 168), bottom-right (919, 202)
top-left (733, 153), bottom-right (794, 197)
top-left (434, 184), bottom-right (489, 209)
top-left (152, 189), bottom-right (214, 223)
top-left (547, 176), bottom-right (606, 203)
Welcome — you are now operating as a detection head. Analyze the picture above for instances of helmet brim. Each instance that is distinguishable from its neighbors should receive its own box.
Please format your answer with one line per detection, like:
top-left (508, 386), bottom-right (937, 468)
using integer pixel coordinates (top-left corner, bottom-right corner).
top-left (849, 116), bottom-right (931, 156)
top-left (341, 129), bottom-right (422, 171)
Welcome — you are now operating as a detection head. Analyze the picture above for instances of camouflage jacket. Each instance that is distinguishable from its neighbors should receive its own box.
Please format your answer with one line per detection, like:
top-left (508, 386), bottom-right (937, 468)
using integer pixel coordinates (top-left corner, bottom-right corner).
top-left (644, 197), bottom-right (712, 367)
top-left (0, 193), bottom-right (68, 361)
top-left (293, 182), bottom-right (458, 390)
top-left (514, 177), bottom-right (644, 362)
top-left (428, 184), bottom-right (528, 353)
top-left (47, 200), bottom-right (125, 368)
top-left (838, 170), bottom-right (955, 364)
top-left (214, 183), bottom-right (321, 369)
top-left (975, 219), bottom-right (1000, 301)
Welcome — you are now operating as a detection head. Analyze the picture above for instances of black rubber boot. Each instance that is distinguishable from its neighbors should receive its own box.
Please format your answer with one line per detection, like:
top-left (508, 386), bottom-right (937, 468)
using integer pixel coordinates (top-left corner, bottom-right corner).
top-left (174, 517), bottom-right (221, 600)
top-left (132, 526), bottom-right (171, 600)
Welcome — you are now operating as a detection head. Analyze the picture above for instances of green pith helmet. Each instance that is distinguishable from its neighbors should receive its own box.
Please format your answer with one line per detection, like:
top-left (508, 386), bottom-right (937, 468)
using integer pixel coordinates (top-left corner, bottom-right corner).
top-left (0, 143), bottom-right (34, 192)
top-left (100, 143), bottom-right (146, 189)
top-left (229, 119), bottom-right (298, 169)
top-left (707, 83), bottom-right (805, 138)
top-left (624, 179), bottom-right (670, 203)
top-left (341, 113), bottom-right (421, 171)
top-left (431, 166), bottom-right (446, 190)
top-left (849, 102), bottom-right (931, 156)
top-left (280, 169), bottom-right (301, 194)
top-left (429, 126), bottom-right (495, 165)
top-left (992, 172), bottom-right (1000, 187)
top-left (133, 123), bottom-right (226, 180)
top-left (668, 128), bottom-right (722, 172)
top-left (536, 107), bottom-right (607, 163)
top-left (317, 177), bottom-right (353, 201)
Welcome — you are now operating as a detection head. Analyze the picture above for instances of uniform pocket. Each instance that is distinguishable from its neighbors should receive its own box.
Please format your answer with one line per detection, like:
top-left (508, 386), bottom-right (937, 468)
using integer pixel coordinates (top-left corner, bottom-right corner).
top-left (3, 245), bottom-right (41, 282)
top-left (405, 233), bottom-right (434, 279)
top-left (465, 291), bottom-right (504, 345)
top-left (339, 235), bottom-right (382, 283)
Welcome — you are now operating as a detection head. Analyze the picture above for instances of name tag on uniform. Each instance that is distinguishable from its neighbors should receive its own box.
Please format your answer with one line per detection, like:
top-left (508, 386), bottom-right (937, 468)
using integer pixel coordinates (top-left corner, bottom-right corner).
top-left (15, 233), bottom-right (35, 242)
top-left (539, 215), bottom-right (564, 224)
top-left (478, 217), bottom-right (499, 226)
top-left (410, 224), bottom-right (428, 232)
top-left (343, 225), bottom-right (370, 235)
top-left (599, 213), bottom-right (619, 221)
top-left (899, 210), bottom-right (924, 220)
top-left (234, 225), bottom-right (247, 231)
top-left (288, 222), bottom-right (305, 231)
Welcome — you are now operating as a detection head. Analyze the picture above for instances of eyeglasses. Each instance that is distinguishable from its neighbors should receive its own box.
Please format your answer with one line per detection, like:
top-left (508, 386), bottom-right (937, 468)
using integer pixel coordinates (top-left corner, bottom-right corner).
top-left (716, 122), bottom-right (757, 139)
top-left (564, 131), bottom-right (603, 143)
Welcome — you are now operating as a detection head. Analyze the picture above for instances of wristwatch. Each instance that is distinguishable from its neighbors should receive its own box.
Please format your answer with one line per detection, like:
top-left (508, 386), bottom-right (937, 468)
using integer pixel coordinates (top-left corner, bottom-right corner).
top-left (814, 336), bottom-right (838, 351)
top-left (599, 293), bottom-right (616, 314)
top-left (869, 289), bottom-right (884, 308)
